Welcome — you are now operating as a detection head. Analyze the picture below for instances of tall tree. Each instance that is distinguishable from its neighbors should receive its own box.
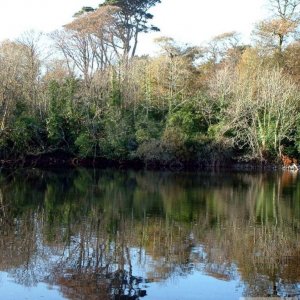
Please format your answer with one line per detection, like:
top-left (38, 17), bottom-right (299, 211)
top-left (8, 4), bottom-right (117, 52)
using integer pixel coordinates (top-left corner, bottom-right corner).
top-left (99, 0), bottom-right (161, 57)
top-left (74, 0), bottom-right (161, 58)
top-left (253, 18), bottom-right (298, 54)
top-left (253, 0), bottom-right (300, 55)
top-left (65, 5), bottom-right (125, 63)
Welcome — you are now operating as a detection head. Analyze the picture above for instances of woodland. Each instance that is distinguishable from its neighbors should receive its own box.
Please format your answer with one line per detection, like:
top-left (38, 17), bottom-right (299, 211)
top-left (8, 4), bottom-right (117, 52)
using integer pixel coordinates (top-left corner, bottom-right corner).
top-left (1, 0), bottom-right (300, 168)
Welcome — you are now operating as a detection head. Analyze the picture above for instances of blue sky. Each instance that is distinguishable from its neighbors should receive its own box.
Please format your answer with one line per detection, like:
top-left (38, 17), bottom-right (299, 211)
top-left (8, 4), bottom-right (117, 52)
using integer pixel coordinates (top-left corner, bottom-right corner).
top-left (0, 0), bottom-right (267, 54)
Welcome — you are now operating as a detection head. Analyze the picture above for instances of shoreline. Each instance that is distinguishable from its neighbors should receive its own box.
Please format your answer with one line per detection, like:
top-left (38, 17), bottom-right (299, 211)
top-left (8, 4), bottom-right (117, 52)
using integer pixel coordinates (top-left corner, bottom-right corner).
top-left (0, 152), bottom-right (288, 172)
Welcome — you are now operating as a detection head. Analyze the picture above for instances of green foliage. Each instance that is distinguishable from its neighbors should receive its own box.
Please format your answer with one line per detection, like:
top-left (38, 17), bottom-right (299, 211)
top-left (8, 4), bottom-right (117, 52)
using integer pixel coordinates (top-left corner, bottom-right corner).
top-left (46, 78), bottom-right (80, 150)
top-left (161, 126), bottom-right (188, 159)
top-left (100, 108), bottom-right (137, 159)
top-left (1, 101), bottom-right (44, 156)
top-left (102, 0), bottom-right (161, 32)
top-left (73, 6), bottom-right (95, 17)
top-left (1, 19), bottom-right (300, 166)
top-left (109, 69), bottom-right (122, 106)
top-left (75, 132), bottom-right (95, 157)
top-left (295, 122), bottom-right (300, 155)
top-left (167, 103), bottom-right (205, 137)
top-left (10, 115), bottom-right (41, 153)
top-left (100, 0), bottom-right (161, 57)
top-left (134, 110), bottom-right (164, 144)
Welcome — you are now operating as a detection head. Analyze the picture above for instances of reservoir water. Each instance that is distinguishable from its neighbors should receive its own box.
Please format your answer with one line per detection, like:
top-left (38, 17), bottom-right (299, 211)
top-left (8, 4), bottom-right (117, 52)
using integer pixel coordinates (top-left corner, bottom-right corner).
top-left (0, 168), bottom-right (299, 299)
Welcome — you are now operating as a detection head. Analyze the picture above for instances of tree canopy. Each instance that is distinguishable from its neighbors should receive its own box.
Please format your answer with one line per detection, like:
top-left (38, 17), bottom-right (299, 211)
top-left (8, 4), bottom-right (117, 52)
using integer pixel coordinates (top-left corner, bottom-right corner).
top-left (1, 0), bottom-right (300, 167)
top-left (71, 0), bottom-right (161, 58)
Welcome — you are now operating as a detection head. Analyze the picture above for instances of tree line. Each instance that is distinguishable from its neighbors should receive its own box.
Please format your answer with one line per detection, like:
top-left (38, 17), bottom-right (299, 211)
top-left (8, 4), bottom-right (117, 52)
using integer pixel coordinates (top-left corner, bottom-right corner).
top-left (0, 0), bottom-right (300, 167)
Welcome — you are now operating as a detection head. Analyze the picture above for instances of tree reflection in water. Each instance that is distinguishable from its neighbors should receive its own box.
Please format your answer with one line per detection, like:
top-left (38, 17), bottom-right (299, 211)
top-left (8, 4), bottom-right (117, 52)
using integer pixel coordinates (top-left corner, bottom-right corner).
top-left (0, 169), bottom-right (300, 299)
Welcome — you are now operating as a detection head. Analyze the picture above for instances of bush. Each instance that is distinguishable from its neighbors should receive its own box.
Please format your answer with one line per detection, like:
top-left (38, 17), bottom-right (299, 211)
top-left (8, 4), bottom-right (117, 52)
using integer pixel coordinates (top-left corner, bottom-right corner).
top-left (75, 133), bottom-right (95, 157)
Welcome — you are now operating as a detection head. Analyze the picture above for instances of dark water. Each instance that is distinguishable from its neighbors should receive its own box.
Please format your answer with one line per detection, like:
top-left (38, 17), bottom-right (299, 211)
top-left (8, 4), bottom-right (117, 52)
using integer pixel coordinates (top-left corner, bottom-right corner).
top-left (0, 169), bottom-right (300, 300)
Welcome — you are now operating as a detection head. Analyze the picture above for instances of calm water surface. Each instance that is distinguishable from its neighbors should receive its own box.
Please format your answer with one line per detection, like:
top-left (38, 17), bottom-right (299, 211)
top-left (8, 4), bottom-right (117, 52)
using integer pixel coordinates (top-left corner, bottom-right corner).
top-left (0, 169), bottom-right (300, 299)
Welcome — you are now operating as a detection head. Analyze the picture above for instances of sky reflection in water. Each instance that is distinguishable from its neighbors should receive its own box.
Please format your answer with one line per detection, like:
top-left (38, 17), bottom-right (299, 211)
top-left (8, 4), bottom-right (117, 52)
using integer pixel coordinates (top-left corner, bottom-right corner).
top-left (0, 169), bottom-right (299, 299)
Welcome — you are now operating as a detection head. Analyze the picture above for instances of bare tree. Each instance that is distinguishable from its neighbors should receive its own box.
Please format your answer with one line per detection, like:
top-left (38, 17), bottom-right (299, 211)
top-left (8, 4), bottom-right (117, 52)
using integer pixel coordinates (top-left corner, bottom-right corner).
top-left (0, 41), bottom-right (39, 130)
top-left (268, 0), bottom-right (300, 20)
top-left (17, 31), bottom-right (43, 111)
top-left (203, 31), bottom-right (242, 65)
top-left (51, 29), bottom-right (97, 88)
top-left (253, 0), bottom-right (300, 55)
top-left (209, 66), bottom-right (300, 160)
top-left (65, 5), bottom-right (121, 63)
top-left (253, 18), bottom-right (298, 54)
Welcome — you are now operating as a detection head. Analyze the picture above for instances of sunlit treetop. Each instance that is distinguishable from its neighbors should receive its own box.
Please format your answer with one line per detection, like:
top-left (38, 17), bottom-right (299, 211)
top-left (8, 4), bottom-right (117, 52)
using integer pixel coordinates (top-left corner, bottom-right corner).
top-left (70, 0), bottom-right (161, 58)
top-left (101, 0), bottom-right (161, 33)
top-left (73, 6), bottom-right (96, 18)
